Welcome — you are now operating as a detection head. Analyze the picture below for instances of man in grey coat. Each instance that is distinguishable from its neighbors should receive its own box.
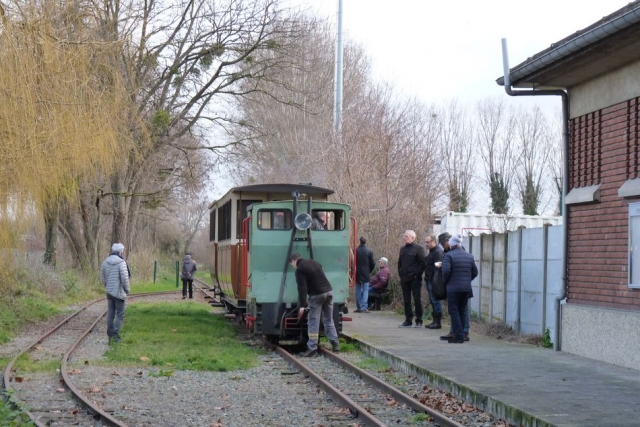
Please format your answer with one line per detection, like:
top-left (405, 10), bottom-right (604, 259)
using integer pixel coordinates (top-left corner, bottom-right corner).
top-left (100, 243), bottom-right (131, 343)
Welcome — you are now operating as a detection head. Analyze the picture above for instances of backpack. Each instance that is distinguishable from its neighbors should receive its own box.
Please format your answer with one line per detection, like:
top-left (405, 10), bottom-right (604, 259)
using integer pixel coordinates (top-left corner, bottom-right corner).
top-left (431, 269), bottom-right (447, 301)
top-left (182, 262), bottom-right (194, 279)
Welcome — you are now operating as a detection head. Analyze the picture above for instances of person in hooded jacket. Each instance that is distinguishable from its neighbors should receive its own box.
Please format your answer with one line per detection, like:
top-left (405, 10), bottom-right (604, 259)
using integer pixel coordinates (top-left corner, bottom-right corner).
top-left (100, 243), bottom-right (131, 343)
top-left (181, 253), bottom-right (197, 299)
top-left (441, 233), bottom-right (478, 344)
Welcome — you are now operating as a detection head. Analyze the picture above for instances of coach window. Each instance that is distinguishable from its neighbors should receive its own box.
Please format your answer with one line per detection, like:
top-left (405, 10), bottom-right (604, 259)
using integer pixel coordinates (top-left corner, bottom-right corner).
top-left (218, 200), bottom-right (232, 241)
top-left (311, 210), bottom-right (346, 231)
top-left (629, 202), bottom-right (640, 289)
top-left (257, 209), bottom-right (292, 230)
top-left (209, 210), bottom-right (216, 241)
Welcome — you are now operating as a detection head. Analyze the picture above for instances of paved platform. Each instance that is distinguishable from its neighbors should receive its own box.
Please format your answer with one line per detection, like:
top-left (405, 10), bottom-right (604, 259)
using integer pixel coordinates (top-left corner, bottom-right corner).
top-left (341, 310), bottom-right (640, 427)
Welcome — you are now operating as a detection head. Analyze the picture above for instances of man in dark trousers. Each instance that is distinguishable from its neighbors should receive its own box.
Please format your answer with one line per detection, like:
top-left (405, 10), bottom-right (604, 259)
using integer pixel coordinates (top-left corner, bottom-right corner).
top-left (442, 233), bottom-right (478, 344)
top-left (424, 233), bottom-right (446, 329)
top-left (397, 230), bottom-right (426, 327)
top-left (289, 253), bottom-right (340, 357)
top-left (355, 236), bottom-right (375, 313)
top-left (180, 253), bottom-right (197, 299)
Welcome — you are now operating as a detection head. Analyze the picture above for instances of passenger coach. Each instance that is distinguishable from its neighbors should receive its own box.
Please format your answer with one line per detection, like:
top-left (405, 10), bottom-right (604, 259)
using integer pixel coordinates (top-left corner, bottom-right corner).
top-left (208, 183), bottom-right (356, 343)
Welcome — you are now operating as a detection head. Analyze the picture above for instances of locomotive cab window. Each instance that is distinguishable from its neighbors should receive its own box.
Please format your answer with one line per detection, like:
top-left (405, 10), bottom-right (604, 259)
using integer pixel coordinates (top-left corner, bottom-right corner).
top-left (311, 210), bottom-right (346, 231)
top-left (257, 209), bottom-right (293, 230)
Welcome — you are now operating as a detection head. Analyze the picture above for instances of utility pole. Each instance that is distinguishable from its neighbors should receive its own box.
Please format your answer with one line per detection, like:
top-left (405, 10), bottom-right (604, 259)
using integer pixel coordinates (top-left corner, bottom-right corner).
top-left (333, 0), bottom-right (344, 134)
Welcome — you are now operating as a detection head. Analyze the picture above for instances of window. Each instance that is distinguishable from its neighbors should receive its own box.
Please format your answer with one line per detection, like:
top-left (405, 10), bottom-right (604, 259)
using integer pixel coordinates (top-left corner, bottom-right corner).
top-left (209, 209), bottom-right (216, 241)
top-left (257, 209), bottom-right (292, 230)
top-left (237, 200), bottom-right (261, 238)
top-left (311, 210), bottom-right (346, 231)
top-left (218, 200), bottom-right (232, 241)
top-left (629, 202), bottom-right (640, 289)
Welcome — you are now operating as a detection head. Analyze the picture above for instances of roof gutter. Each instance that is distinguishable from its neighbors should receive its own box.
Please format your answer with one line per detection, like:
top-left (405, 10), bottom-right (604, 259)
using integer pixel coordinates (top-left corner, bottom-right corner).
top-left (497, 4), bottom-right (640, 87)
top-left (501, 39), bottom-right (568, 352)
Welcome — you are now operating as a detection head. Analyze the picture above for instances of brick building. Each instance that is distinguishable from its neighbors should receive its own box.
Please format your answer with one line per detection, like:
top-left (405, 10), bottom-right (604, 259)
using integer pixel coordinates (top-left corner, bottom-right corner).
top-left (498, 1), bottom-right (640, 369)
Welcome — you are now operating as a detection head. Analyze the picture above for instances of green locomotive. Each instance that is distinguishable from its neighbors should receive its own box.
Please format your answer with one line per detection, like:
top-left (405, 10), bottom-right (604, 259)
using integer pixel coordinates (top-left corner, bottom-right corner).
top-left (208, 184), bottom-right (355, 343)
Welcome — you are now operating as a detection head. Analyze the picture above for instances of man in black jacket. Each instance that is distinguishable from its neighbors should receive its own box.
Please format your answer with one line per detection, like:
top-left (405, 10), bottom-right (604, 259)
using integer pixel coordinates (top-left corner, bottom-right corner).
top-left (397, 230), bottom-right (426, 327)
top-left (289, 253), bottom-right (340, 356)
top-left (355, 237), bottom-right (376, 313)
top-left (424, 233), bottom-right (446, 329)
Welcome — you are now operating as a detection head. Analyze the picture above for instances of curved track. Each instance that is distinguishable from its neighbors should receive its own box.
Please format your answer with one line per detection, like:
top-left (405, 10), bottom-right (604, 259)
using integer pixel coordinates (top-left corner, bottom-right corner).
top-left (2, 291), bottom-right (179, 427)
top-left (274, 344), bottom-right (466, 427)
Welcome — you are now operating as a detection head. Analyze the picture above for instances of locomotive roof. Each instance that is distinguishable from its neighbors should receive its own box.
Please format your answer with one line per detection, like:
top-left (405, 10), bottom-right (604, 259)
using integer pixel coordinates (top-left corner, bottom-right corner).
top-left (210, 183), bottom-right (335, 207)
top-left (230, 183), bottom-right (334, 195)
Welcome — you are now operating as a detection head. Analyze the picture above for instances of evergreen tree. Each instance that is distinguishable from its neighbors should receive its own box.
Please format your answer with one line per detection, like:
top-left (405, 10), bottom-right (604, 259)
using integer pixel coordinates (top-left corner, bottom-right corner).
top-left (490, 173), bottom-right (509, 214)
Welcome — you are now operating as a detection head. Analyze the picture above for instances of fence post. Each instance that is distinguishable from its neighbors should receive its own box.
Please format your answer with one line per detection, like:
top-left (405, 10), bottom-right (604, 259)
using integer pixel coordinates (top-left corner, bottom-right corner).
top-left (516, 228), bottom-right (523, 334)
top-left (153, 260), bottom-right (157, 284)
top-left (176, 260), bottom-right (179, 288)
top-left (542, 224), bottom-right (550, 335)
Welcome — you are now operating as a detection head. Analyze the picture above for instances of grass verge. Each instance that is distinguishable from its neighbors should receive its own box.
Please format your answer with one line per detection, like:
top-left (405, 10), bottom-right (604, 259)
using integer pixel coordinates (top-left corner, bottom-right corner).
top-left (91, 302), bottom-right (264, 371)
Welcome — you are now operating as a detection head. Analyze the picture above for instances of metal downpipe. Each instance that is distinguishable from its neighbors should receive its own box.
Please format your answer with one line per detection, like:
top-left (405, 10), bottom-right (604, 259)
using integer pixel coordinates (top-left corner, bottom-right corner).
top-left (501, 38), bottom-right (568, 351)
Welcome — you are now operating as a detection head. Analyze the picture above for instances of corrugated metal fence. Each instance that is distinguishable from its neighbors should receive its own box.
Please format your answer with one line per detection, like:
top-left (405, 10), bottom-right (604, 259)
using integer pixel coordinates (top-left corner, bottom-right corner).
top-left (466, 225), bottom-right (564, 343)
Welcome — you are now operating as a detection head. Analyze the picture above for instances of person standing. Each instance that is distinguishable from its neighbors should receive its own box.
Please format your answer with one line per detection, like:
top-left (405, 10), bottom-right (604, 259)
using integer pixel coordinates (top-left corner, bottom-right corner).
top-left (100, 243), bottom-right (131, 343)
top-left (368, 257), bottom-right (390, 310)
top-left (441, 234), bottom-right (478, 344)
top-left (289, 253), bottom-right (340, 357)
top-left (355, 237), bottom-right (375, 313)
top-left (424, 233), bottom-right (446, 329)
top-left (397, 230), bottom-right (426, 327)
top-left (438, 233), bottom-right (472, 342)
top-left (181, 253), bottom-right (197, 299)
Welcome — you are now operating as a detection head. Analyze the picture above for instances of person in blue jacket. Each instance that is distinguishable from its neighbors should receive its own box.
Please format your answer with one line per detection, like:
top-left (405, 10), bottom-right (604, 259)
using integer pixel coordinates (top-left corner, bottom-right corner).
top-left (441, 234), bottom-right (478, 344)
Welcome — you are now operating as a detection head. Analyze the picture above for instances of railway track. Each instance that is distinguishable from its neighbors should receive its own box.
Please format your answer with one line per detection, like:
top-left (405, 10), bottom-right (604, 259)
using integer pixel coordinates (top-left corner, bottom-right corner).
top-left (274, 344), bottom-right (466, 427)
top-left (2, 291), bottom-right (180, 427)
top-left (3, 282), bottom-right (505, 426)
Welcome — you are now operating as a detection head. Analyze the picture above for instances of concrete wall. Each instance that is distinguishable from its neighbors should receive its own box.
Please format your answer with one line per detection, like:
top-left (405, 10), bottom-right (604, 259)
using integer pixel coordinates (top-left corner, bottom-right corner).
top-left (468, 225), bottom-right (561, 343)
top-left (562, 304), bottom-right (640, 371)
top-left (466, 224), bottom-right (640, 369)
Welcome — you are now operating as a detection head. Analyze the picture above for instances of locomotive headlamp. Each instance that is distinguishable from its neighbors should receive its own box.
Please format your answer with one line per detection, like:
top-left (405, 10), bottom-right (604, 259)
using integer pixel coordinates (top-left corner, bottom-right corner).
top-left (294, 212), bottom-right (312, 230)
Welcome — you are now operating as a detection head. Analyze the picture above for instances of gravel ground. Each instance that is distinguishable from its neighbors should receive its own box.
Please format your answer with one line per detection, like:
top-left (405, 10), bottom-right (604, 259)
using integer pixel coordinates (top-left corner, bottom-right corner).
top-left (2, 291), bottom-right (514, 427)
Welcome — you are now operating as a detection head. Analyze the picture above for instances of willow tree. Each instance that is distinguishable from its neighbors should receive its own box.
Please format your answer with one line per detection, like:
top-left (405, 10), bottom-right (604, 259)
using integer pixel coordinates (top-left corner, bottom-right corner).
top-left (0, 0), bottom-right (134, 268)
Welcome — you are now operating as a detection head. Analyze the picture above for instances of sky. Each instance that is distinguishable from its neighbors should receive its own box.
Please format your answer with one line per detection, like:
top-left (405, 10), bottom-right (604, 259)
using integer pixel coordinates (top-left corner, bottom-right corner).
top-left (212, 0), bottom-right (633, 202)
top-left (289, 0), bottom-right (632, 111)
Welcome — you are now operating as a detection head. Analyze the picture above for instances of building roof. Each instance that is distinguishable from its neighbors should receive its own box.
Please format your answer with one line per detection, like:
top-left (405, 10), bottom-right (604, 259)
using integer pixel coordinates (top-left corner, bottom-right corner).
top-left (497, 1), bottom-right (640, 89)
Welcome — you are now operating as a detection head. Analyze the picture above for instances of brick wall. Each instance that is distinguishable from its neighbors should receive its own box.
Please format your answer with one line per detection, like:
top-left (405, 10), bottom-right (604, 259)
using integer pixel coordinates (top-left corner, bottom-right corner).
top-left (568, 97), bottom-right (640, 309)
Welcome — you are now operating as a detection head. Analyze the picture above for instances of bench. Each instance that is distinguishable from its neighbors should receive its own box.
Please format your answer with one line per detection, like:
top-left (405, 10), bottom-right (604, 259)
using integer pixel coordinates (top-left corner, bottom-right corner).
top-left (368, 289), bottom-right (390, 311)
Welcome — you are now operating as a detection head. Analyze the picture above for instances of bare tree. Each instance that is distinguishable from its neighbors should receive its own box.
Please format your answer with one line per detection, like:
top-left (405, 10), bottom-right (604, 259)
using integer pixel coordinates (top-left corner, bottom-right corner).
top-left (513, 105), bottom-right (553, 216)
top-left (548, 114), bottom-right (564, 215)
top-left (476, 98), bottom-right (516, 215)
top-left (225, 14), bottom-right (445, 285)
top-left (437, 100), bottom-right (474, 213)
top-left (173, 189), bottom-right (211, 255)
top-left (93, 0), bottom-right (302, 251)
